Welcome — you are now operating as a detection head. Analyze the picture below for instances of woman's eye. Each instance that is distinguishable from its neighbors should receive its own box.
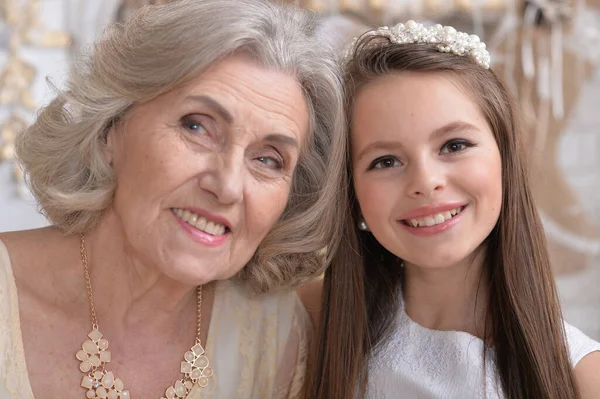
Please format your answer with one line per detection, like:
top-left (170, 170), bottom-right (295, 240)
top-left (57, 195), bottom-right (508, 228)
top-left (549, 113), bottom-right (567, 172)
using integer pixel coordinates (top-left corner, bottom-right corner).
top-left (256, 156), bottom-right (283, 170)
top-left (440, 140), bottom-right (472, 154)
top-left (369, 156), bottom-right (401, 170)
top-left (180, 115), bottom-right (208, 134)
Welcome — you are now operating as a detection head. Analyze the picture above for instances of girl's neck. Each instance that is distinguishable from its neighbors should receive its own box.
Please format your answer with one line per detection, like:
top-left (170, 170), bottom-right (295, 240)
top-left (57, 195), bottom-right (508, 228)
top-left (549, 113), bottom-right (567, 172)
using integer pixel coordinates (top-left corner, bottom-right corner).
top-left (402, 249), bottom-right (489, 339)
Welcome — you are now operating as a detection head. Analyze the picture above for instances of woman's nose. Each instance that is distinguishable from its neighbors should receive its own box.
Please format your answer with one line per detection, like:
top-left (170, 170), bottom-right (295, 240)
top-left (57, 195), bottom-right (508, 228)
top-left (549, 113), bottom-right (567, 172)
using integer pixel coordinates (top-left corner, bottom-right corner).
top-left (198, 149), bottom-right (245, 205)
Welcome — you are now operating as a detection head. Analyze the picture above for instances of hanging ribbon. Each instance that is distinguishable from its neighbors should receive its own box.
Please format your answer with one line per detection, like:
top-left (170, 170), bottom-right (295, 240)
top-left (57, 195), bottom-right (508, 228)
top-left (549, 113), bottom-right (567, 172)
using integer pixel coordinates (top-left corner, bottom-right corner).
top-left (521, 0), bottom-right (571, 119)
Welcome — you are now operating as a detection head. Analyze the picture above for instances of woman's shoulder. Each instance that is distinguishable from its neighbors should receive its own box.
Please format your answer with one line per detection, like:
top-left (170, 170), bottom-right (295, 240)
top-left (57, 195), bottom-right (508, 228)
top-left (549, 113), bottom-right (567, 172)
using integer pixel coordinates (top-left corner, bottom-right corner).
top-left (0, 228), bottom-right (85, 334)
top-left (0, 227), bottom-right (65, 269)
top-left (0, 225), bottom-right (63, 244)
top-left (0, 227), bottom-right (69, 293)
top-left (0, 233), bottom-right (35, 398)
top-left (212, 279), bottom-right (312, 351)
top-left (207, 280), bottom-right (312, 398)
top-left (0, 235), bottom-right (11, 274)
top-left (219, 279), bottom-right (310, 324)
top-left (0, 232), bottom-right (20, 305)
top-left (0, 234), bottom-right (16, 300)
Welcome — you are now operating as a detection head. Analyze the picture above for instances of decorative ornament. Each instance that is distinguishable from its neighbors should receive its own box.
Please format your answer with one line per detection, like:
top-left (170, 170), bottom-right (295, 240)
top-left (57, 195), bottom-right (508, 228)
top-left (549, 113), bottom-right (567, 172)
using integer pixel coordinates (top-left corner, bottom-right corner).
top-left (345, 20), bottom-right (491, 69)
top-left (77, 234), bottom-right (214, 398)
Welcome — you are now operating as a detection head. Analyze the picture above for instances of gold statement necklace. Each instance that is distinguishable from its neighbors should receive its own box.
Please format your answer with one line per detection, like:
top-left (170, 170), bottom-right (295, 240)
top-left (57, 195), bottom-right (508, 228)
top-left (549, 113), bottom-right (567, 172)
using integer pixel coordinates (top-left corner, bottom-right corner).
top-left (76, 234), bottom-right (214, 399)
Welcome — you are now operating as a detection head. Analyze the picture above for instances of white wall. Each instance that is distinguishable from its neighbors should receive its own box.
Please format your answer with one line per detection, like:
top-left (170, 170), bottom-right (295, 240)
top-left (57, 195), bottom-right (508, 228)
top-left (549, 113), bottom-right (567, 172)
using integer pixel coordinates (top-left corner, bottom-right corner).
top-left (0, 0), bottom-right (120, 232)
top-left (0, 0), bottom-right (71, 232)
top-left (556, 67), bottom-right (600, 340)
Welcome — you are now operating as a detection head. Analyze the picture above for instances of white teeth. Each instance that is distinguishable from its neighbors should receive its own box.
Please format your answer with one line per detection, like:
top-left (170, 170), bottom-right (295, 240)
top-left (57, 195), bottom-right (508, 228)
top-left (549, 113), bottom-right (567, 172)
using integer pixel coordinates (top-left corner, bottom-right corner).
top-left (196, 217), bottom-right (207, 230)
top-left (406, 206), bottom-right (464, 228)
top-left (205, 222), bottom-right (217, 235)
top-left (172, 208), bottom-right (227, 236)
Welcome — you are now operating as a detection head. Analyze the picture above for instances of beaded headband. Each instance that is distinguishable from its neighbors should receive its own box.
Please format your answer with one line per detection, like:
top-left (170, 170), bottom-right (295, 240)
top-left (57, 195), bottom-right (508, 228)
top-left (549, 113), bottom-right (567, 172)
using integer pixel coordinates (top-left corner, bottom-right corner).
top-left (345, 20), bottom-right (491, 69)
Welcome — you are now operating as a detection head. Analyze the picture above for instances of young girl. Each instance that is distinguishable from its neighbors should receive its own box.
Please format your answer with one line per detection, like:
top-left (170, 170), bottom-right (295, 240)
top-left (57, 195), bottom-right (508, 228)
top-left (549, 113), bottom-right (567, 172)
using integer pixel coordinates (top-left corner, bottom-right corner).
top-left (305, 21), bottom-right (600, 398)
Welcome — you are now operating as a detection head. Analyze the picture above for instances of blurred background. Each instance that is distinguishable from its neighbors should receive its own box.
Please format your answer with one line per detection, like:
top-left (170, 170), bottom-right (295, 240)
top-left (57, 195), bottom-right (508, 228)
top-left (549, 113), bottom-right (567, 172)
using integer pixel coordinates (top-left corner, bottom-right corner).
top-left (0, 0), bottom-right (599, 339)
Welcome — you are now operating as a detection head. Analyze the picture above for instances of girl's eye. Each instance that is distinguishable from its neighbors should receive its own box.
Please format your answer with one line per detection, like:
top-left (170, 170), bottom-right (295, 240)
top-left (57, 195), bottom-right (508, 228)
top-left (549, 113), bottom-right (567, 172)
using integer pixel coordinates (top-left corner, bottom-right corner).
top-left (440, 140), bottom-right (472, 154)
top-left (180, 115), bottom-right (208, 135)
top-left (369, 156), bottom-right (401, 170)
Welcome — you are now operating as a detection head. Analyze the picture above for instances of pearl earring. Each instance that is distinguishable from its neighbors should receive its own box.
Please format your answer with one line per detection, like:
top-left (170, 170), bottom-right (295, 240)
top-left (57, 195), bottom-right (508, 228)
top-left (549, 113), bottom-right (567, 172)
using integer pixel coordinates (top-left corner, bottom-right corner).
top-left (358, 218), bottom-right (369, 231)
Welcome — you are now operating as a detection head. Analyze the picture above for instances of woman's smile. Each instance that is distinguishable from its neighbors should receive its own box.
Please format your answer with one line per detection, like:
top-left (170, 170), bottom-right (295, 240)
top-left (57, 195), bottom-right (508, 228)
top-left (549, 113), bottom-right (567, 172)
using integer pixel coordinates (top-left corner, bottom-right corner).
top-left (171, 208), bottom-right (230, 247)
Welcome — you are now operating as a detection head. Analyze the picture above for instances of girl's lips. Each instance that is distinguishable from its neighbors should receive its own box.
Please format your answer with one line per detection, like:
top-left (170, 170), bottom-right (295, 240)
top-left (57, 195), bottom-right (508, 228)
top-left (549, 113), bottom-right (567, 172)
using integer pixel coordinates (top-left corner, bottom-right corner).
top-left (399, 202), bottom-right (467, 220)
top-left (400, 206), bottom-right (465, 228)
top-left (398, 205), bottom-right (467, 237)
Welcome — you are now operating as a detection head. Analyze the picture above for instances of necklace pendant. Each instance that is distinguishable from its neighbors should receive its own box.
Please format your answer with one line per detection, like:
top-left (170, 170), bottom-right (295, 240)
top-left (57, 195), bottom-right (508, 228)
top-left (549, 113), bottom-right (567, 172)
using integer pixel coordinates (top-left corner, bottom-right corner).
top-left (77, 329), bottom-right (214, 399)
top-left (161, 379), bottom-right (193, 399)
top-left (77, 328), bottom-right (130, 399)
top-left (181, 342), bottom-right (214, 387)
top-left (161, 341), bottom-right (214, 398)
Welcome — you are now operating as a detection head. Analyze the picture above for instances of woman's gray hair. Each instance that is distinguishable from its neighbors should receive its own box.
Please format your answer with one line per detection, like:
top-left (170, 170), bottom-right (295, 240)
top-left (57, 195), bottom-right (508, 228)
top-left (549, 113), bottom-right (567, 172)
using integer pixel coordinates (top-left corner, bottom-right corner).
top-left (16, 0), bottom-right (348, 293)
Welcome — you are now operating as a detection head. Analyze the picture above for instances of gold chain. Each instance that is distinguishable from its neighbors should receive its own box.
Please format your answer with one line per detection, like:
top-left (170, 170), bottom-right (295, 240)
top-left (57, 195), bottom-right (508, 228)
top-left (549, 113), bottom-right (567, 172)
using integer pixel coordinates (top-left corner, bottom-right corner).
top-left (79, 234), bottom-right (202, 341)
top-left (196, 285), bottom-right (202, 343)
top-left (76, 234), bottom-right (213, 396)
top-left (80, 234), bottom-right (99, 330)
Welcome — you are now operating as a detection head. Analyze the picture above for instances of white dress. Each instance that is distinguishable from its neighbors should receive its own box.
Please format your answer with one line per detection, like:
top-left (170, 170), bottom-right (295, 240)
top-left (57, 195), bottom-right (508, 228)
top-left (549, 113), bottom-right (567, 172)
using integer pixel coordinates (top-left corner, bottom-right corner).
top-left (0, 239), bottom-right (310, 399)
top-left (367, 293), bottom-right (600, 398)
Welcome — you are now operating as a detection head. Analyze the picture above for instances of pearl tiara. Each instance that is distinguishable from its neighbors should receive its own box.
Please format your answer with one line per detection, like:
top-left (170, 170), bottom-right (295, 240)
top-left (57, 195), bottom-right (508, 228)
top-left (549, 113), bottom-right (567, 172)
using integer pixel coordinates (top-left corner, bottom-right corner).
top-left (345, 20), bottom-right (491, 69)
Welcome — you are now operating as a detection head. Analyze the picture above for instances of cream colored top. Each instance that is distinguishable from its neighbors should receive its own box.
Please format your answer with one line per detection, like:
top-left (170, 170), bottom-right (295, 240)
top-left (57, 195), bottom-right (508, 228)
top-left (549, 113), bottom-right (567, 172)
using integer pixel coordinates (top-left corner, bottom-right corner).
top-left (0, 240), bottom-right (310, 399)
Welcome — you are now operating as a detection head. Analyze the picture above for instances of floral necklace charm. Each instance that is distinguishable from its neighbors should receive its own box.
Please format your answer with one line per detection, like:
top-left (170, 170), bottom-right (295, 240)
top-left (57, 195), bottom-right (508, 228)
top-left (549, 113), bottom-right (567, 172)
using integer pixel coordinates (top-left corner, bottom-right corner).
top-left (77, 328), bottom-right (129, 399)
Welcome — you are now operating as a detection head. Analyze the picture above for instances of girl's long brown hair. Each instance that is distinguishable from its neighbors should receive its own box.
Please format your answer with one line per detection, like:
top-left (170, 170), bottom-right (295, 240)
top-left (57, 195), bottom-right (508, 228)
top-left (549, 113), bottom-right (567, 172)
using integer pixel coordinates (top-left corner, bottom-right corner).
top-left (305, 37), bottom-right (579, 399)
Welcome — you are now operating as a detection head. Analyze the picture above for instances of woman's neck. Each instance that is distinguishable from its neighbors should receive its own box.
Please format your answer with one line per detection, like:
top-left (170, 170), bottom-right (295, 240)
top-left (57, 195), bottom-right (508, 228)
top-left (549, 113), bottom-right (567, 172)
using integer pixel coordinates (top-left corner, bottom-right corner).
top-left (402, 249), bottom-right (489, 339)
top-left (82, 211), bottom-right (210, 342)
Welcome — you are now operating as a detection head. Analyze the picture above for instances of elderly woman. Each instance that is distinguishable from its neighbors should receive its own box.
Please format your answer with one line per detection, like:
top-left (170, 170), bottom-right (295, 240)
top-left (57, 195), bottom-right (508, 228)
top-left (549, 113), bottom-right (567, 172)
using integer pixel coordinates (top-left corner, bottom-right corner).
top-left (0, 0), bottom-right (346, 398)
